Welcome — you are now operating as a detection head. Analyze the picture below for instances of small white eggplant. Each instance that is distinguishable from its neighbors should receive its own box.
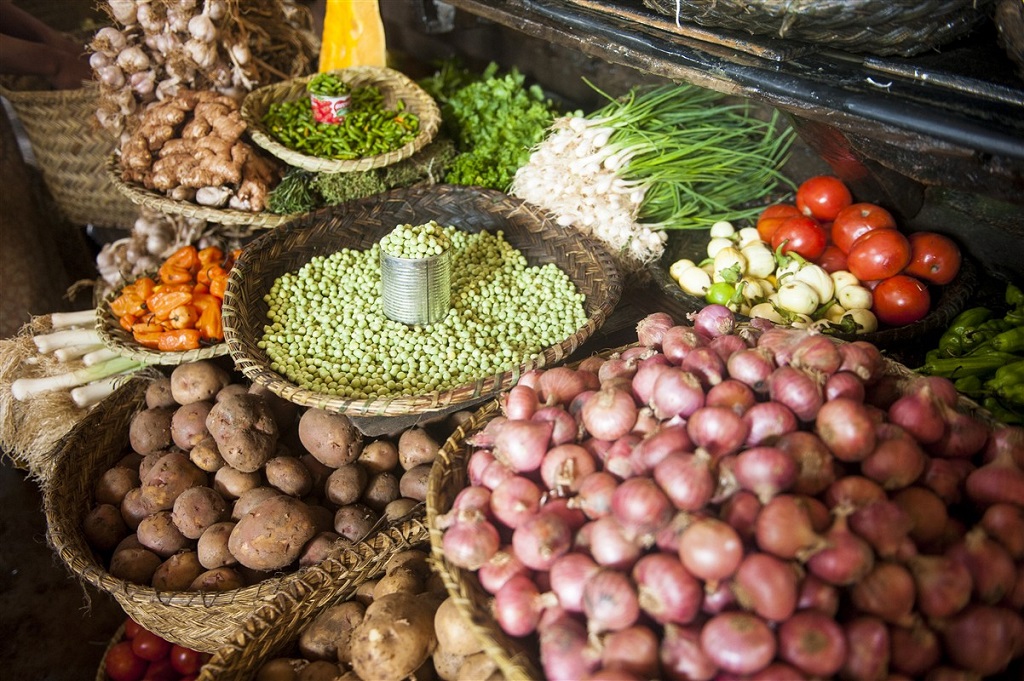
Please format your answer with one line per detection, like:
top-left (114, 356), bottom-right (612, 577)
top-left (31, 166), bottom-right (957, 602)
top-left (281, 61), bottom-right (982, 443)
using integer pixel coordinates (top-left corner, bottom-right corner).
top-left (678, 266), bottom-right (712, 297)
top-left (830, 270), bottom-right (861, 294)
top-left (749, 302), bottom-right (786, 324)
top-left (841, 308), bottom-right (879, 334)
top-left (837, 284), bottom-right (874, 311)
top-left (741, 241), bottom-right (776, 279)
top-left (735, 227), bottom-right (763, 248)
top-left (713, 246), bottom-right (747, 281)
top-left (792, 264), bottom-right (835, 304)
top-left (709, 221), bottom-right (736, 239)
top-left (669, 258), bottom-right (697, 282)
top-left (706, 237), bottom-right (735, 259)
top-left (776, 280), bottom-right (820, 316)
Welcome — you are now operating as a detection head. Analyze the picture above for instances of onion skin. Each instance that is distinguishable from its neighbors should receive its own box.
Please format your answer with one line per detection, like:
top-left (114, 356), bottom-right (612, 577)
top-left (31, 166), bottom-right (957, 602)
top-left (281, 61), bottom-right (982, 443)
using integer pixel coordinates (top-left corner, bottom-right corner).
top-left (503, 384), bottom-right (539, 420)
top-left (980, 503), bottom-right (1024, 559)
top-left (719, 489), bottom-right (762, 543)
top-left (825, 370), bottom-right (866, 402)
top-left (983, 425), bottom-right (1024, 467)
top-left (512, 510), bottom-right (572, 571)
top-left (582, 568), bottom-right (640, 635)
top-left (539, 611), bottom-right (601, 681)
top-left (443, 516), bottom-right (501, 570)
top-left (921, 457), bottom-right (974, 505)
top-left (548, 551), bottom-right (599, 613)
top-left (661, 325), bottom-right (708, 365)
top-left (849, 561), bottom-right (917, 626)
top-left (806, 512), bottom-right (875, 586)
top-left (660, 623), bottom-right (718, 681)
top-left (776, 431), bottom-right (836, 496)
top-left (888, 389), bottom-right (946, 445)
top-left (841, 616), bottom-right (890, 681)
top-left (679, 517), bottom-right (744, 585)
top-left (797, 573), bottom-right (840, 618)
top-left (581, 387), bottom-right (639, 442)
top-left (726, 348), bottom-right (775, 395)
top-left (636, 312), bottom-right (675, 348)
top-left (907, 553), bottom-right (973, 619)
top-left (586, 516), bottom-right (642, 570)
top-left (839, 340), bottom-right (885, 384)
top-left (755, 494), bottom-right (826, 561)
top-left (477, 549), bottom-right (531, 595)
top-left (689, 304), bottom-right (736, 339)
top-left (632, 552), bottom-right (703, 625)
top-left (893, 486), bottom-right (949, 548)
top-left (733, 445), bottom-right (798, 503)
top-left (889, 621), bottom-right (942, 678)
top-left (777, 610), bottom-right (848, 678)
top-left (705, 378), bottom-right (756, 416)
top-left (571, 470), bottom-right (619, 520)
top-left (540, 443), bottom-right (596, 493)
top-left (611, 476), bottom-right (674, 542)
top-left (686, 406), bottom-right (750, 460)
top-left (494, 419), bottom-right (555, 473)
top-left (964, 448), bottom-right (1024, 508)
top-left (732, 552), bottom-right (798, 622)
top-left (654, 451), bottom-right (715, 512)
top-left (947, 527), bottom-right (1017, 604)
top-left (941, 605), bottom-right (1024, 677)
top-left (489, 475), bottom-right (542, 529)
top-left (790, 333), bottom-right (843, 377)
top-left (601, 625), bottom-right (661, 679)
top-left (849, 499), bottom-right (914, 559)
top-left (649, 367), bottom-right (706, 420)
top-left (493, 574), bottom-right (556, 637)
top-left (814, 397), bottom-right (877, 462)
top-left (769, 365), bottom-right (824, 422)
top-left (927, 407), bottom-right (989, 459)
top-left (631, 424), bottom-right (693, 475)
top-left (860, 428), bottom-right (928, 491)
top-left (699, 612), bottom-right (776, 676)
top-left (538, 366), bottom-right (589, 407)
top-left (681, 347), bottom-right (727, 389)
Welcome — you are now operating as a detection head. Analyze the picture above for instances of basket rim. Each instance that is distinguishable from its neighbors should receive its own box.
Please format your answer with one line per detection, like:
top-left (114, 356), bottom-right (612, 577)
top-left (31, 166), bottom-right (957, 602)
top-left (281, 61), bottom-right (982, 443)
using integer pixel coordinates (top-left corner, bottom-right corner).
top-left (221, 184), bottom-right (622, 418)
top-left (241, 65), bottom-right (442, 173)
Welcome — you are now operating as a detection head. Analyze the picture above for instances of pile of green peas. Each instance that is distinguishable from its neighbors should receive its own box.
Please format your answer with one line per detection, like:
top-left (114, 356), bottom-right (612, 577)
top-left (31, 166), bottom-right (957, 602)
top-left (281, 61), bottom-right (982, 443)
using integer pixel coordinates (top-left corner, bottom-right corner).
top-left (379, 220), bottom-right (451, 258)
top-left (258, 225), bottom-right (588, 399)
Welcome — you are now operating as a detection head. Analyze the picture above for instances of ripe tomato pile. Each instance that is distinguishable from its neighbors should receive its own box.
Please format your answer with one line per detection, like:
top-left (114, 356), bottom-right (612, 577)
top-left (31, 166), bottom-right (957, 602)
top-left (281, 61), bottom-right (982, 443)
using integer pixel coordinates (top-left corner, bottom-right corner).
top-left (759, 175), bottom-right (962, 327)
top-left (104, 617), bottom-right (209, 681)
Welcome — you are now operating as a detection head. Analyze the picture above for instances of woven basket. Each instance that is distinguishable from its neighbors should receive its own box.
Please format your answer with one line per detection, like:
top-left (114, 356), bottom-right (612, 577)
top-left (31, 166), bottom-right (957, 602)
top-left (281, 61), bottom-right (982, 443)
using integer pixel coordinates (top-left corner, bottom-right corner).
top-left (642, 0), bottom-right (993, 57)
top-left (43, 376), bottom-right (430, 654)
top-left (222, 184), bottom-right (622, 418)
top-left (0, 80), bottom-right (139, 229)
top-left (241, 66), bottom-right (442, 173)
top-left (995, 0), bottom-right (1024, 79)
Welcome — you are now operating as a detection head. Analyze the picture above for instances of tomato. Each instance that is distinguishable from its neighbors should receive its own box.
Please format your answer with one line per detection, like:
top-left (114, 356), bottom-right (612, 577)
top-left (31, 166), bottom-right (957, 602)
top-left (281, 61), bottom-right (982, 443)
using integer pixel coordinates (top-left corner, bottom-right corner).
top-left (872, 275), bottom-right (931, 326)
top-left (831, 203), bottom-right (897, 254)
top-left (105, 641), bottom-right (148, 681)
top-left (904, 231), bottom-right (962, 285)
top-left (123, 617), bottom-right (143, 640)
top-left (756, 204), bottom-right (802, 243)
top-left (815, 244), bottom-right (849, 274)
top-left (169, 645), bottom-right (208, 675)
top-left (141, 657), bottom-right (177, 681)
top-left (770, 215), bottom-right (828, 261)
top-left (795, 175), bottom-right (853, 222)
top-left (846, 229), bottom-right (912, 282)
top-left (131, 630), bottom-right (172, 663)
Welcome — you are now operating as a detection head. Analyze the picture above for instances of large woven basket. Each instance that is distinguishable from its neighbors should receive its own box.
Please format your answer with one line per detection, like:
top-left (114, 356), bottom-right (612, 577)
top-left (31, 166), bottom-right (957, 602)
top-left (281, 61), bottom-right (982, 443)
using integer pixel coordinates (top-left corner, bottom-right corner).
top-left (222, 184), bottom-right (622, 418)
top-left (43, 376), bottom-right (430, 654)
top-left (0, 80), bottom-right (138, 229)
top-left (241, 66), bottom-right (442, 173)
top-left (642, 0), bottom-right (994, 57)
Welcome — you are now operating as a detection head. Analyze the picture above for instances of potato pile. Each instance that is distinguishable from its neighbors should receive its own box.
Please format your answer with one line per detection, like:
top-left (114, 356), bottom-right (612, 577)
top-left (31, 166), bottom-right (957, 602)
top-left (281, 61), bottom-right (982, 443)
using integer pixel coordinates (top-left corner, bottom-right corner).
top-left (256, 548), bottom-right (503, 681)
top-left (82, 359), bottom-right (445, 590)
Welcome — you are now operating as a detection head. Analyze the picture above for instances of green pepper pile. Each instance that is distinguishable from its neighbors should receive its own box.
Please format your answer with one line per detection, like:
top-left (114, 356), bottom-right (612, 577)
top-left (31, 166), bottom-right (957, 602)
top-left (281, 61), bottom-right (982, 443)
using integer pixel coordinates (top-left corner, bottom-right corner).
top-left (918, 282), bottom-right (1024, 423)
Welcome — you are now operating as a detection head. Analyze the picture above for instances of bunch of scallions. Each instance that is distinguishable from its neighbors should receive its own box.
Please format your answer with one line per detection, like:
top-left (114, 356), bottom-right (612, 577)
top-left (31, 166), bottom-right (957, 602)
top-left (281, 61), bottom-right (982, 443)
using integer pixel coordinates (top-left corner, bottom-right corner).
top-left (510, 82), bottom-right (794, 275)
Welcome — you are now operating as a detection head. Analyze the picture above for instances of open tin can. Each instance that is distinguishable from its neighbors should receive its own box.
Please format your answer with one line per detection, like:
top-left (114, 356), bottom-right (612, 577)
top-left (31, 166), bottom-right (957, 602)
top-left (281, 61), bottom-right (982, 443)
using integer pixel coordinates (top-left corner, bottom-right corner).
top-left (380, 247), bottom-right (452, 326)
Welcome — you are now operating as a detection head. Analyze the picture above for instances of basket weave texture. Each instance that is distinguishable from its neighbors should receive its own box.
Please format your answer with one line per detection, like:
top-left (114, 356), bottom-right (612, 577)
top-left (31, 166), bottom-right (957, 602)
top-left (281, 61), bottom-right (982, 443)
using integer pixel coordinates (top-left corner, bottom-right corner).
top-left (241, 66), bottom-right (442, 173)
top-left (222, 184), bottom-right (622, 418)
top-left (642, 0), bottom-right (994, 56)
top-left (44, 377), bottom-right (429, 654)
top-left (0, 81), bottom-right (139, 229)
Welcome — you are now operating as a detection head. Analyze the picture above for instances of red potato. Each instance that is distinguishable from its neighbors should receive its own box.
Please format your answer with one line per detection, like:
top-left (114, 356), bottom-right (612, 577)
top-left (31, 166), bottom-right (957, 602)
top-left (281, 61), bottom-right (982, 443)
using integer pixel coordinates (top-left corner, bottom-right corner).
top-left (361, 471), bottom-right (400, 513)
top-left (213, 465), bottom-right (262, 500)
top-left (152, 551), bottom-right (204, 591)
top-left (399, 464), bottom-right (432, 502)
top-left (265, 455), bottom-right (314, 497)
top-left (299, 408), bottom-right (363, 468)
top-left (298, 600), bottom-right (366, 663)
top-left (350, 592), bottom-right (438, 681)
top-left (228, 496), bottom-right (318, 571)
top-left (325, 463), bottom-right (369, 507)
top-left (95, 466), bottom-right (141, 506)
top-left (397, 427), bottom-right (439, 470)
top-left (197, 521), bottom-right (238, 569)
top-left (189, 567), bottom-right (245, 592)
top-left (171, 400), bottom-right (213, 451)
top-left (358, 439), bottom-right (400, 474)
top-left (140, 451), bottom-right (208, 512)
top-left (189, 435), bottom-right (226, 472)
top-left (145, 376), bottom-right (176, 409)
top-left (172, 485), bottom-right (229, 539)
top-left (109, 545), bottom-right (162, 585)
top-left (170, 360), bottom-right (232, 405)
top-left (83, 503), bottom-right (129, 553)
top-left (206, 393), bottom-right (280, 473)
top-left (137, 510), bottom-right (190, 557)
top-left (129, 407), bottom-right (174, 456)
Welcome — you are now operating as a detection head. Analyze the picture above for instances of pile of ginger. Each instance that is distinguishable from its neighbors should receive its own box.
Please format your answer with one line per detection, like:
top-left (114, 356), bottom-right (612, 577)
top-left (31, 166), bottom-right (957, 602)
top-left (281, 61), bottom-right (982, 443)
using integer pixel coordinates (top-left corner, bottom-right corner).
top-left (119, 90), bottom-right (281, 213)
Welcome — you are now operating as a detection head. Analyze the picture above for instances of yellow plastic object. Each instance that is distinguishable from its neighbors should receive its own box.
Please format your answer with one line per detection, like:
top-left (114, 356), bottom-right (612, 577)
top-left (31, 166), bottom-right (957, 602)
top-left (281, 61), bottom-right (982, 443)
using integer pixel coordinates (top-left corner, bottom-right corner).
top-left (318, 0), bottom-right (388, 71)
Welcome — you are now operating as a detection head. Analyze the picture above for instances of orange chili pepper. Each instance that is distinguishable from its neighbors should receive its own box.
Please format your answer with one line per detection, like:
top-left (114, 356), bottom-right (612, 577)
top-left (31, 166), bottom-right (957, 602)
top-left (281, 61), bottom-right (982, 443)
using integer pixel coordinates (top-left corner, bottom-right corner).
top-left (167, 304), bottom-right (200, 330)
top-left (154, 283), bottom-right (194, 295)
top-left (197, 303), bottom-right (223, 342)
top-left (109, 291), bottom-right (145, 318)
top-left (197, 246), bottom-right (224, 265)
top-left (119, 313), bottom-right (137, 332)
top-left (193, 282), bottom-right (210, 296)
top-left (209, 274), bottom-right (228, 299)
top-left (133, 330), bottom-right (163, 349)
top-left (132, 320), bottom-right (164, 335)
top-left (158, 263), bottom-right (193, 285)
top-left (192, 292), bottom-right (219, 312)
top-left (164, 244), bottom-right (199, 272)
top-left (130, 276), bottom-right (157, 300)
top-left (157, 328), bottom-right (202, 352)
top-left (147, 290), bottom-right (193, 320)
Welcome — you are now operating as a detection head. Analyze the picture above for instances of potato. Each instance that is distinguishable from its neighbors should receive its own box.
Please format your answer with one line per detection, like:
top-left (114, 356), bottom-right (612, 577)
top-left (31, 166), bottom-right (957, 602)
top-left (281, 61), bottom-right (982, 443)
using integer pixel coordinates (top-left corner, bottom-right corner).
top-left (215, 382), bottom-right (250, 403)
top-left (120, 487), bottom-right (150, 530)
top-left (385, 549), bottom-right (433, 580)
top-left (301, 454), bottom-right (333, 493)
top-left (324, 463), bottom-right (368, 506)
top-left (383, 498), bottom-right (420, 522)
top-left (137, 510), bottom-right (190, 557)
top-left (333, 503), bottom-right (379, 542)
top-left (298, 409), bottom-right (362, 468)
top-left (114, 534), bottom-right (145, 554)
top-left (138, 451), bottom-right (164, 481)
top-left (109, 545), bottom-right (162, 584)
top-left (435, 596), bottom-right (483, 657)
top-left (256, 658), bottom-right (306, 681)
top-left (171, 360), bottom-right (231, 405)
top-left (354, 579), bottom-right (378, 606)
top-left (250, 382), bottom-right (299, 430)
top-left (373, 566), bottom-right (424, 600)
top-left (298, 661), bottom-right (345, 681)
top-left (361, 471), bottom-right (400, 513)
top-left (145, 376), bottom-right (177, 409)
top-left (190, 435), bottom-right (226, 472)
top-left (152, 550), bottom-right (204, 591)
top-left (299, 600), bottom-right (365, 662)
top-left (141, 451), bottom-right (208, 511)
top-left (129, 407), bottom-right (174, 456)
top-left (444, 410), bottom-right (475, 434)
top-left (232, 487), bottom-right (282, 520)
top-left (95, 466), bottom-right (140, 506)
top-left (172, 486), bottom-right (229, 539)
top-left (171, 400), bottom-right (213, 451)
top-left (213, 465), bottom-right (262, 499)
top-left (207, 393), bottom-right (280, 473)
top-left (456, 652), bottom-right (501, 681)
top-left (197, 521), bottom-right (237, 569)
top-left (350, 592), bottom-right (438, 681)
top-left (358, 439), bottom-right (399, 474)
top-left (189, 567), bottom-right (245, 591)
top-left (433, 645), bottom-right (466, 681)
top-left (83, 503), bottom-right (129, 552)
top-left (117, 451), bottom-right (144, 472)
top-left (266, 455), bottom-right (314, 497)
top-left (228, 496), bottom-right (318, 571)
top-left (399, 464), bottom-right (432, 502)
top-left (397, 427), bottom-right (439, 471)
top-left (298, 531), bottom-right (348, 568)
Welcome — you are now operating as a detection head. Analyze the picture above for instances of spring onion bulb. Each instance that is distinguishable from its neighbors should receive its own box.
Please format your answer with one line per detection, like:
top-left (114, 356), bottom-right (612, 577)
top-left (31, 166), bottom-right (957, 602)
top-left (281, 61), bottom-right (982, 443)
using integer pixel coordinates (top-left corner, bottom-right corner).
top-left (11, 356), bottom-right (143, 401)
top-left (53, 344), bottom-right (106, 363)
top-left (69, 372), bottom-right (138, 409)
top-left (50, 309), bottom-right (98, 329)
top-left (82, 347), bottom-right (120, 367)
top-left (33, 328), bottom-right (102, 354)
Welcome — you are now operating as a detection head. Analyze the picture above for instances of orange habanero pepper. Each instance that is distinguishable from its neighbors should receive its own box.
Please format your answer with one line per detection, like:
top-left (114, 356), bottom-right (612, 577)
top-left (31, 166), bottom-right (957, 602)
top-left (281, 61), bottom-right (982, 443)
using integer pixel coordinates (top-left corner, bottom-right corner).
top-left (191, 292), bottom-right (219, 312)
top-left (147, 289), bottom-right (193, 320)
top-left (133, 330), bottom-right (163, 349)
top-left (209, 273), bottom-right (228, 299)
top-left (197, 303), bottom-right (223, 342)
top-left (158, 329), bottom-right (202, 352)
top-left (158, 263), bottom-right (194, 285)
top-left (130, 276), bottom-right (157, 300)
top-left (167, 304), bottom-right (200, 330)
top-left (109, 291), bottom-right (145, 318)
top-left (164, 245), bottom-right (199, 272)
top-left (119, 313), bottom-right (137, 333)
top-left (197, 246), bottom-right (224, 265)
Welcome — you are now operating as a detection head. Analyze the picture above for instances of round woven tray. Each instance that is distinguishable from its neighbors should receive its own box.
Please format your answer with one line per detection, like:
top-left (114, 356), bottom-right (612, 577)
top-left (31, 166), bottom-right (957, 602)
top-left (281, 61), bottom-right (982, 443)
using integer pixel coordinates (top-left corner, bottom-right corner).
top-left (221, 184), bottom-right (622, 418)
top-left (649, 229), bottom-right (978, 349)
top-left (95, 279), bottom-right (229, 366)
top-left (43, 376), bottom-right (430, 654)
top-left (241, 66), bottom-right (442, 173)
top-left (642, 0), bottom-right (993, 57)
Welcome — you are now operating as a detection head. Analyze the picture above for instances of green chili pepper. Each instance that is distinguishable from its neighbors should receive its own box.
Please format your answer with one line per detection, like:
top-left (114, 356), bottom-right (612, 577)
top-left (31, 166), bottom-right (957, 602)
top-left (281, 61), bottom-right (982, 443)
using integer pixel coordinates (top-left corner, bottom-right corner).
top-left (918, 352), bottom-right (1021, 379)
top-left (983, 359), bottom-right (1024, 392)
top-left (1006, 283), bottom-right (1024, 309)
top-left (937, 306), bottom-right (992, 356)
top-left (989, 326), bottom-right (1024, 354)
top-left (983, 396), bottom-right (1024, 425)
top-left (954, 374), bottom-right (985, 396)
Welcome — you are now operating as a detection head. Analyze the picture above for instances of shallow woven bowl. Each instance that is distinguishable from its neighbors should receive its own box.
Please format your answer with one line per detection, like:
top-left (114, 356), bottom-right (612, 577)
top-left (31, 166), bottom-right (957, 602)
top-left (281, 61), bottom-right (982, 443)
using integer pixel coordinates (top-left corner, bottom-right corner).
top-left (241, 66), bottom-right (442, 173)
top-left (221, 184), bottom-right (621, 418)
top-left (43, 376), bottom-right (430, 654)
top-left (650, 229), bottom-right (978, 349)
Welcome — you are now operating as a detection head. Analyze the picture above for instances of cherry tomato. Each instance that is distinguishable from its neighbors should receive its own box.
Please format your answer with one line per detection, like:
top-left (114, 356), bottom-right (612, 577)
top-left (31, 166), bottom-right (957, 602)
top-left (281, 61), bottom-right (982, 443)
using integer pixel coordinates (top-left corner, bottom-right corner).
top-left (756, 204), bottom-right (802, 243)
top-left (131, 629), bottom-right (172, 663)
top-left (846, 228), bottom-right (912, 282)
top-left (105, 641), bottom-right (148, 681)
top-left (795, 175), bottom-right (853, 222)
top-left (815, 244), bottom-right (849, 274)
top-left (770, 215), bottom-right (828, 261)
top-left (169, 645), bottom-right (209, 675)
top-left (831, 203), bottom-right (897, 254)
top-left (872, 275), bottom-right (931, 326)
top-left (123, 618), bottom-right (144, 640)
top-left (141, 657), bottom-right (177, 681)
top-left (904, 231), bottom-right (962, 285)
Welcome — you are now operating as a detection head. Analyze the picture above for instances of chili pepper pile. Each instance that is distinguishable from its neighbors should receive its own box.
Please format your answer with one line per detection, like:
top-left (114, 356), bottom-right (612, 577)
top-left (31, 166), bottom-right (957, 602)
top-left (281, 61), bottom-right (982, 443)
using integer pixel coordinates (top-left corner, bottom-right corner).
top-left (918, 281), bottom-right (1024, 423)
top-left (108, 245), bottom-right (239, 353)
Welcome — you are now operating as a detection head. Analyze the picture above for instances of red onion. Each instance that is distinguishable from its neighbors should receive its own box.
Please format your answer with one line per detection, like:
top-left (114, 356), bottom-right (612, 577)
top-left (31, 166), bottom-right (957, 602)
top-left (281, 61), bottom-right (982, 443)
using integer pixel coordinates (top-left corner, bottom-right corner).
top-left (849, 499), bottom-right (913, 559)
top-left (581, 387), bottom-right (638, 442)
top-left (768, 365), bottom-right (824, 422)
top-left (947, 526), bottom-right (1017, 604)
top-left (512, 510), bottom-right (572, 571)
top-left (814, 397), bottom-right (877, 462)
top-left (743, 402), bottom-right (799, 448)
top-left (480, 456), bottom-right (515, 490)
top-left (942, 605), bottom-right (1024, 677)
top-left (756, 326), bottom-right (807, 366)
top-left (747, 663), bottom-right (806, 681)
top-left (678, 517), bottom-right (743, 586)
top-left (980, 503), bottom-right (1024, 559)
top-left (577, 354), bottom-right (606, 376)
top-left (435, 485), bottom-right (492, 529)
top-left (824, 475), bottom-right (887, 512)
top-left (719, 490), bottom-right (762, 542)
top-left (477, 549), bottom-right (531, 594)
top-left (493, 573), bottom-right (557, 637)
top-left (806, 512), bottom-right (875, 586)
top-left (662, 325), bottom-right (708, 365)
top-left (732, 445), bottom-right (798, 503)
top-left (689, 304), bottom-right (736, 339)
top-left (863, 373), bottom-right (903, 410)
top-left (889, 622), bottom-right (942, 678)
top-left (921, 456), bottom-right (974, 505)
top-left (612, 476), bottom-right (674, 543)
top-left (927, 406), bottom-right (989, 459)
top-left (660, 623), bottom-right (718, 681)
top-left (601, 625), bottom-right (660, 679)
top-left (726, 347), bottom-right (775, 395)
top-left (983, 425), bottom-right (1024, 467)
top-left (503, 384), bottom-right (539, 420)
top-left (888, 387), bottom-right (946, 445)
top-left (631, 424), bottom-right (692, 475)
top-left (796, 573), bottom-right (840, 617)
top-left (800, 494), bottom-right (832, 533)
top-left (548, 551), bottom-right (599, 612)
top-left (489, 474), bottom-right (542, 529)
top-left (586, 516), bottom-right (642, 570)
top-left (754, 494), bottom-right (826, 561)
top-left (518, 369), bottom-right (544, 391)
top-left (442, 516), bottom-right (501, 570)
top-left (849, 561), bottom-right (917, 626)
top-left (790, 333), bottom-right (843, 376)
top-left (631, 354), bottom-right (672, 405)
top-left (965, 443), bottom-right (1024, 508)
top-left (620, 345), bottom-right (656, 363)
top-left (709, 333), bottom-right (748, 363)
top-left (598, 356), bottom-right (637, 385)
top-left (681, 347), bottom-right (727, 388)
top-left (540, 443), bottom-right (596, 493)
top-left (654, 450), bottom-right (715, 512)
top-left (907, 553), bottom-right (973, 619)
top-left (732, 552), bottom-right (798, 622)
top-left (824, 370), bottom-right (866, 402)
top-left (705, 379), bottom-right (756, 416)
top-left (538, 610), bottom-right (601, 681)
top-left (602, 433), bottom-right (642, 480)
top-left (649, 367), bottom-right (705, 420)
top-left (466, 415), bottom-right (506, 448)
top-left (686, 406), bottom-right (749, 460)
top-left (494, 418), bottom-right (554, 472)
top-left (542, 497), bottom-right (587, 532)
top-left (861, 427), bottom-right (928, 491)
top-left (699, 612), bottom-right (776, 676)
top-left (838, 340), bottom-right (885, 384)
top-left (570, 471), bottom-right (617, 521)
top-left (893, 486), bottom-right (948, 547)
top-left (632, 552), bottom-right (703, 625)
top-left (467, 448), bottom-right (496, 487)
top-left (538, 366), bottom-right (589, 406)
top-left (839, 614), bottom-right (888, 679)
top-left (636, 312), bottom-right (676, 348)
top-left (582, 568), bottom-right (640, 635)
top-left (701, 577), bottom-right (738, 615)
top-left (533, 406), bottom-right (580, 446)
top-left (585, 668), bottom-right (644, 681)
top-left (631, 406), bottom-right (660, 436)
top-left (777, 610), bottom-right (848, 678)
top-left (654, 512), bottom-right (692, 554)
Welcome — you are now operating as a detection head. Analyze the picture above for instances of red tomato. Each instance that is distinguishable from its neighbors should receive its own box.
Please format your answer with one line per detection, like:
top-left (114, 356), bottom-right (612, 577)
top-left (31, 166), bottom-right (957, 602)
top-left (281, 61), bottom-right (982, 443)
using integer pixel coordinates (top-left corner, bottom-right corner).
top-left (846, 229), bottom-right (912, 282)
top-left (796, 175), bottom-right (853, 222)
top-left (105, 641), bottom-right (148, 681)
top-left (904, 231), bottom-right (962, 285)
top-left (872, 275), bottom-right (931, 326)
top-left (123, 618), bottom-right (143, 640)
top-left (131, 630), bottom-right (172, 663)
top-left (756, 204), bottom-right (802, 243)
top-left (815, 244), bottom-right (849, 274)
top-left (770, 215), bottom-right (828, 261)
top-left (169, 645), bottom-right (208, 675)
top-left (831, 203), bottom-right (897, 254)
top-left (141, 657), bottom-right (177, 681)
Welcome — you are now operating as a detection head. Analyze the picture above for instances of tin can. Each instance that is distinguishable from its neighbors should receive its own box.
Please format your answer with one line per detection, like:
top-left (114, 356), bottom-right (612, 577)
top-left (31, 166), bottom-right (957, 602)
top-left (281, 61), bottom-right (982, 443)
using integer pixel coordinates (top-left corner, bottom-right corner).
top-left (380, 248), bottom-right (452, 325)
top-left (309, 92), bottom-right (351, 124)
